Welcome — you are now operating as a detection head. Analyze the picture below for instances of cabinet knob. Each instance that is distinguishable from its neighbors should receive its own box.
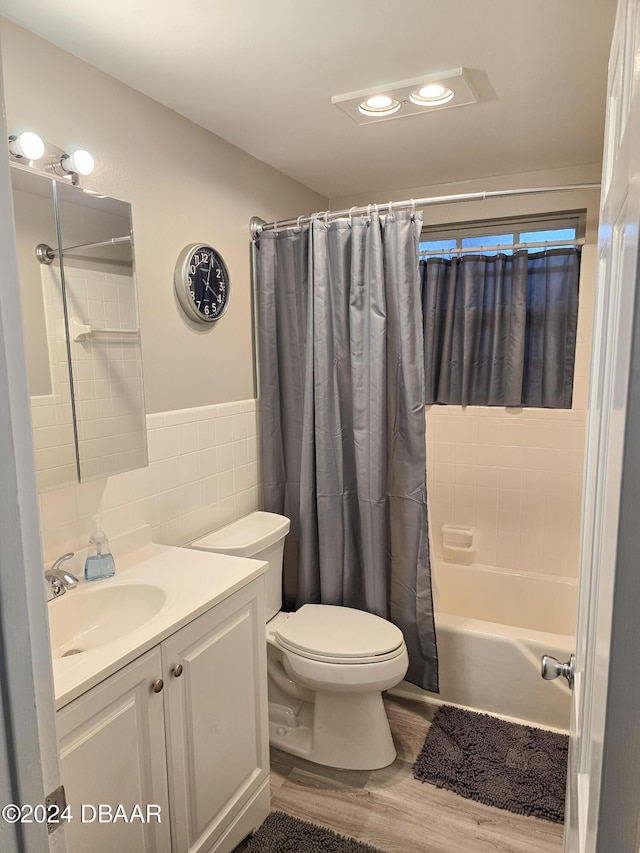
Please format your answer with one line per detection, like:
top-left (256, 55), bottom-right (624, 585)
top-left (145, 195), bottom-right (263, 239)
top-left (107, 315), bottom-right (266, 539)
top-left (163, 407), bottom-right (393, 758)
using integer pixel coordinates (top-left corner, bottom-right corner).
top-left (152, 678), bottom-right (164, 693)
top-left (172, 664), bottom-right (184, 678)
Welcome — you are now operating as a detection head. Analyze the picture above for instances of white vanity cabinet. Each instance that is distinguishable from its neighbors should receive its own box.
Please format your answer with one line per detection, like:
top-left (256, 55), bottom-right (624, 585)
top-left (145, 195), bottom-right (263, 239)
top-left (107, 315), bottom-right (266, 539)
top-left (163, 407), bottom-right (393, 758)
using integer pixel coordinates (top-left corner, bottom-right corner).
top-left (57, 647), bottom-right (171, 852)
top-left (56, 577), bottom-right (269, 853)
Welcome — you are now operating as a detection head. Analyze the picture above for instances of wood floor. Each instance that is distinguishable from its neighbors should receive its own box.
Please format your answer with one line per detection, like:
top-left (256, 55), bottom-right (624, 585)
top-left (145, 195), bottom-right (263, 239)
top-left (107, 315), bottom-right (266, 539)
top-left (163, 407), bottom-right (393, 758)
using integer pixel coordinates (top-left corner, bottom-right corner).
top-left (239, 695), bottom-right (565, 853)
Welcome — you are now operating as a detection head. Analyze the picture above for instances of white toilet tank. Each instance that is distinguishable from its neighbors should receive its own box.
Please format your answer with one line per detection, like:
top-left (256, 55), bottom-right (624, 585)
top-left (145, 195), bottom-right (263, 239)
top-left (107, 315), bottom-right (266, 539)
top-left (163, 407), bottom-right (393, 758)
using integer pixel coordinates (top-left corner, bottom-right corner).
top-left (190, 511), bottom-right (290, 621)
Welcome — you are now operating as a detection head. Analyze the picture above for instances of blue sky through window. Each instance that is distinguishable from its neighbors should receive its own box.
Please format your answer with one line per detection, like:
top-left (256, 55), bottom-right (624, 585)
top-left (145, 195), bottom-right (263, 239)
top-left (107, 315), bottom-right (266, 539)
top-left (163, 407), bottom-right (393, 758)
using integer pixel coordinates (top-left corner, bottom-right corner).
top-left (420, 225), bottom-right (578, 258)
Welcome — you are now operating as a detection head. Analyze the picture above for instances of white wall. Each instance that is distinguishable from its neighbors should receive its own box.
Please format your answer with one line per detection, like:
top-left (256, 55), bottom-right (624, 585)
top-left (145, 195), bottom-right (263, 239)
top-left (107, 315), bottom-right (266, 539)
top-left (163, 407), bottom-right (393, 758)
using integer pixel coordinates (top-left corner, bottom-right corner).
top-left (1, 19), bottom-right (325, 559)
top-left (1, 18), bottom-right (326, 414)
top-left (333, 167), bottom-right (600, 579)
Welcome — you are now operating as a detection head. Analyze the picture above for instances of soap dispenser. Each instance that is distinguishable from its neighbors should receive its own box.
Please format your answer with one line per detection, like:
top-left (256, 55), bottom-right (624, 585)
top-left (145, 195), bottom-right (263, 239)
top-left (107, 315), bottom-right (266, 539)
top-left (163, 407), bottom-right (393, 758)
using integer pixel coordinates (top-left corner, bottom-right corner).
top-left (84, 516), bottom-right (116, 581)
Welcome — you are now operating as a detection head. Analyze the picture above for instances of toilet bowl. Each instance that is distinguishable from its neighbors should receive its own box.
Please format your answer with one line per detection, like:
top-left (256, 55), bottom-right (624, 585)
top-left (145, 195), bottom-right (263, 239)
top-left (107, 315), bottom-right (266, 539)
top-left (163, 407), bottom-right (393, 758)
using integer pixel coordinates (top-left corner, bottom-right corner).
top-left (190, 511), bottom-right (409, 770)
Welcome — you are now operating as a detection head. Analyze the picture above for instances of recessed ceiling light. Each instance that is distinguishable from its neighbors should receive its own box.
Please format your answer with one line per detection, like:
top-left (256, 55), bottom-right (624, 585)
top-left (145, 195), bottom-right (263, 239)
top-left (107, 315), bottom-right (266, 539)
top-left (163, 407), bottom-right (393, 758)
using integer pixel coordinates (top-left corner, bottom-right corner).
top-left (358, 95), bottom-right (401, 117)
top-left (333, 69), bottom-right (477, 125)
top-left (409, 84), bottom-right (455, 107)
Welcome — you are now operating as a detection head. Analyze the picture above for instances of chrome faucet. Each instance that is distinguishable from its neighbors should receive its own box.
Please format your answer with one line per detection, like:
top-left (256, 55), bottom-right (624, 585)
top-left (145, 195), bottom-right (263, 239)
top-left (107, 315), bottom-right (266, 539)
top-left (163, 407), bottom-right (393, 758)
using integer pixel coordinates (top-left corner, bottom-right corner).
top-left (45, 552), bottom-right (79, 601)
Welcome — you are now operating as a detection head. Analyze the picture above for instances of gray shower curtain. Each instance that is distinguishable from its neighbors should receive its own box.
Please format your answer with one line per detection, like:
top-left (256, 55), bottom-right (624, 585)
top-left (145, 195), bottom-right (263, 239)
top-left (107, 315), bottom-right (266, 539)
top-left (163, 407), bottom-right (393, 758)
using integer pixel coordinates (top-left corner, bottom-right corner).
top-left (257, 211), bottom-right (438, 692)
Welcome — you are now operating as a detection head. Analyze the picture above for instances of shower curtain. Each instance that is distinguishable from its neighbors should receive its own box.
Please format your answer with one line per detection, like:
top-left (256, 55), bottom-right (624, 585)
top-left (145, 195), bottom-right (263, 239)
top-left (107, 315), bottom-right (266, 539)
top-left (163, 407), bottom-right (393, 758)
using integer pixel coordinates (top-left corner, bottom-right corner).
top-left (256, 210), bottom-right (438, 692)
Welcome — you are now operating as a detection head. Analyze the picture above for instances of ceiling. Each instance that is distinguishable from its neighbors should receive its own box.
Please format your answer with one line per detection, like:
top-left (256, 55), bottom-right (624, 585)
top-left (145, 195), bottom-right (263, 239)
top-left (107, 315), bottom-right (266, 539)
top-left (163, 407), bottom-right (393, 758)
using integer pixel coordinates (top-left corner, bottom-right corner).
top-left (0, 0), bottom-right (617, 200)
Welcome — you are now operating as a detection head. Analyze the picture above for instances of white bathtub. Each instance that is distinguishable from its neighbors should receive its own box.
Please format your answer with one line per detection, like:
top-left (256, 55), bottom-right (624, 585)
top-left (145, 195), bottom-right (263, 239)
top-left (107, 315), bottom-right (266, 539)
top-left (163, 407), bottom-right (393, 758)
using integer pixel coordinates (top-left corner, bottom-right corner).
top-left (395, 562), bottom-right (578, 731)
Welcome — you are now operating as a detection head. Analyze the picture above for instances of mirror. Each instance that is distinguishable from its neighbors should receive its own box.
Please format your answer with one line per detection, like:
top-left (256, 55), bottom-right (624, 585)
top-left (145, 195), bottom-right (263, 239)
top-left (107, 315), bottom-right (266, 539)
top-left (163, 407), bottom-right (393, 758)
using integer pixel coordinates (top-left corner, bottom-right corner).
top-left (11, 164), bottom-right (148, 489)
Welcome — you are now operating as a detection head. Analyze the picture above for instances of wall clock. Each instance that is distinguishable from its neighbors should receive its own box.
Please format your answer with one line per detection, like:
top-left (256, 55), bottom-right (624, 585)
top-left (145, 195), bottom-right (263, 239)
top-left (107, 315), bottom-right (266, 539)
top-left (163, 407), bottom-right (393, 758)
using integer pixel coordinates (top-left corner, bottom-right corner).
top-left (174, 243), bottom-right (231, 324)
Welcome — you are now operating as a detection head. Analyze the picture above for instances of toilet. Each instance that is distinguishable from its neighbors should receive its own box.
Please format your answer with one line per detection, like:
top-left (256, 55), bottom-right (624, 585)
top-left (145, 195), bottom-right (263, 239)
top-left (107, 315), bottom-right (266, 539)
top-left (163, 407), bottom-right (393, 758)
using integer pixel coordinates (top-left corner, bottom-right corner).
top-left (190, 511), bottom-right (409, 770)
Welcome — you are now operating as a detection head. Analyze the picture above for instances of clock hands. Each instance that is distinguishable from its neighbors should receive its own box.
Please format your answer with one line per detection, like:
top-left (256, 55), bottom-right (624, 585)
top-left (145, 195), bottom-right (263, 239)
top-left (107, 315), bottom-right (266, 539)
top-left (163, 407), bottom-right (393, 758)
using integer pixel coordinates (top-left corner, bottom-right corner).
top-left (203, 255), bottom-right (214, 294)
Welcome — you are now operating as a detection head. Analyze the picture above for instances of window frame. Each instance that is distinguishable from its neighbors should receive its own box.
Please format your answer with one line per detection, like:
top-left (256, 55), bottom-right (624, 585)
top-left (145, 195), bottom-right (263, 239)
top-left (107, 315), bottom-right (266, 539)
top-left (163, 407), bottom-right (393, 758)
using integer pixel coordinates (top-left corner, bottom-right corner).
top-left (419, 210), bottom-right (587, 257)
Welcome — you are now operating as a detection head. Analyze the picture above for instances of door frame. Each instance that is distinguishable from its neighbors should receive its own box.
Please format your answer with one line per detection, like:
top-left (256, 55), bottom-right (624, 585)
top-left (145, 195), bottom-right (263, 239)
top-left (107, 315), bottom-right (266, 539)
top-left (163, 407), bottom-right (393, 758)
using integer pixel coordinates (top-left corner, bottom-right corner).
top-left (0, 44), bottom-right (64, 853)
top-left (564, 1), bottom-right (640, 850)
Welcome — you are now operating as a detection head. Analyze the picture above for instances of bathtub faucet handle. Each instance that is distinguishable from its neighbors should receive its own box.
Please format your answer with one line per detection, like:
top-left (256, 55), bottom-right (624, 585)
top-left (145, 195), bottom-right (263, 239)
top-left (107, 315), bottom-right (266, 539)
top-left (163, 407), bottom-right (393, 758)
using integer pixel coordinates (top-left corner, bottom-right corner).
top-left (541, 653), bottom-right (575, 689)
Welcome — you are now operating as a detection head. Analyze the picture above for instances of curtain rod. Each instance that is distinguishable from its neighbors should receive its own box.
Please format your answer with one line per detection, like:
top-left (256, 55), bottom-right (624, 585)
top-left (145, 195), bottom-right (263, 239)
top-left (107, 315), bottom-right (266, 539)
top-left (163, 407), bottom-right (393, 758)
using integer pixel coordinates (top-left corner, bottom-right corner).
top-left (419, 237), bottom-right (586, 257)
top-left (249, 183), bottom-right (601, 241)
top-left (35, 235), bottom-right (132, 265)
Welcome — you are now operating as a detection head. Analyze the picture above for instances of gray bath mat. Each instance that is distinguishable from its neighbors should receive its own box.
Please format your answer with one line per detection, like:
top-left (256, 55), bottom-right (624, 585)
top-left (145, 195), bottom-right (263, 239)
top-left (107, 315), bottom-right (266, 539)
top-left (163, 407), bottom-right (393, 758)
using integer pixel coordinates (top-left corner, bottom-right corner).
top-left (245, 811), bottom-right (384, 852)
top-left (412, 705), bottom-right (568, 823)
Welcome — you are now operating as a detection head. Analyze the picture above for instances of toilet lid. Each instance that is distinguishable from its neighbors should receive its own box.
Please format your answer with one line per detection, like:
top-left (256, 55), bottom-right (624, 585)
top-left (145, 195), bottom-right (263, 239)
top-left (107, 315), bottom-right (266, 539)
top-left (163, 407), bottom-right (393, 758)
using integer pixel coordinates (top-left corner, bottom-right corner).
top-left (275, 604), bottom-right (405, 662)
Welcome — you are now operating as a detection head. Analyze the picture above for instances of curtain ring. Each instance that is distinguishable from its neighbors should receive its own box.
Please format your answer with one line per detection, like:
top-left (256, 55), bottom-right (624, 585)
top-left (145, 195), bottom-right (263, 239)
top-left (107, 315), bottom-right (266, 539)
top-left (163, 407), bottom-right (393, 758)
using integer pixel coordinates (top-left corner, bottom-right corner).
top-left (410, 198), bottom-right (415, 220)
top-left (349, 206), bottom-right (357, 226)
top-left (324, 210), bottom-right (330, 224)
top-left (296, 215), bottom-right (304, 228)
top-left (388, 201), bottom-right (393, 217)
top-left (273, 220), bottom-right (279, 234)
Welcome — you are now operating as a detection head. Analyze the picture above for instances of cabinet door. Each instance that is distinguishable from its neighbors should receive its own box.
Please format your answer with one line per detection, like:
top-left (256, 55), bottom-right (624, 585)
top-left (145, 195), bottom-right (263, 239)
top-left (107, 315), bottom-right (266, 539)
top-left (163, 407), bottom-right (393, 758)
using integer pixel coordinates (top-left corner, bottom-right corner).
top-left (57, 648), bottom-right (171, 853)
top-left (163, 579), bottom-right (269, 853)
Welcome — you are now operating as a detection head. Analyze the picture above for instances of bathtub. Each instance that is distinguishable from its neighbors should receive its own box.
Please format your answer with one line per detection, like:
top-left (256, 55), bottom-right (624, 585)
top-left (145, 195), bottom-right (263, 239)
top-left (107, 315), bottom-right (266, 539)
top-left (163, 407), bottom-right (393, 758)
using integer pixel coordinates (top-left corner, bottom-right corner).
top-left (393, 561), bottom-right (578, 731)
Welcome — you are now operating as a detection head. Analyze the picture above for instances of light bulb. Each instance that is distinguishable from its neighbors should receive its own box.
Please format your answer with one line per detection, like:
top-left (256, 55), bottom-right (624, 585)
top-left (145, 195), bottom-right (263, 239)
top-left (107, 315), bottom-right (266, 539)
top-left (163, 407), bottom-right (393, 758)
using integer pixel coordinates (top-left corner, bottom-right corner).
top-left (9, 131), bottom-right (45, 160)
top-left (61, 149), bottom-right (95, 176)
top-left (366, 95), bottom-right (394, 109)
top-left (418, 84), bottom-right (447, 99)
top-left (358, 96), bottom-right (401, 117)
top-left (409, 84), bottom-right (455, 107)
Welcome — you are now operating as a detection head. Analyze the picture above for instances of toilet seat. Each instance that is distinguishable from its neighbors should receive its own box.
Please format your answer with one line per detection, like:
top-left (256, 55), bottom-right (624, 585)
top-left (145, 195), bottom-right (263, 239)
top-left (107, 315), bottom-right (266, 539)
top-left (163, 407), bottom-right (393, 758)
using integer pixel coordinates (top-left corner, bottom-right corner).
top-left (274, 604), bottom-right (405, 664)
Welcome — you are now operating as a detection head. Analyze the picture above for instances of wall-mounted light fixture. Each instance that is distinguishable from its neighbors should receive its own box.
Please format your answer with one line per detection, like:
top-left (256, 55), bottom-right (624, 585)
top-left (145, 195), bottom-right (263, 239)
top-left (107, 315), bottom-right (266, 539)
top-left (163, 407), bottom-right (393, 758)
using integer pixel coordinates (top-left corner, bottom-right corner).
top-left (7, 131), bottom-right (95, 184)
top-left (54, 149), bottom-right (95, 178)
top-left (332, 68), bottom-right (478, 126)
top-left (8, 131), bottom-right (45, 161)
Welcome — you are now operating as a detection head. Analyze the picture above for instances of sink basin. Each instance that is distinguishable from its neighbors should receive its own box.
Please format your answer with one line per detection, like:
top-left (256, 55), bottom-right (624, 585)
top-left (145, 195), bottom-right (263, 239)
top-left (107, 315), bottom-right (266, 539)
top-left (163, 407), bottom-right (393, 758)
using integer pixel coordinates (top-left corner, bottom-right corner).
top-left (48, 583), bottom-right (167, 659)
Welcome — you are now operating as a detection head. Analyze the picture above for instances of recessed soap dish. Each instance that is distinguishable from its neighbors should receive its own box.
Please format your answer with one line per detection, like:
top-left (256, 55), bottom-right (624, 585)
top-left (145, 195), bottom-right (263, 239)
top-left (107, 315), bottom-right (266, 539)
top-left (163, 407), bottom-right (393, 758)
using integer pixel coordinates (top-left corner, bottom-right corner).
top-left (441, 524), bottom-right (475, 564)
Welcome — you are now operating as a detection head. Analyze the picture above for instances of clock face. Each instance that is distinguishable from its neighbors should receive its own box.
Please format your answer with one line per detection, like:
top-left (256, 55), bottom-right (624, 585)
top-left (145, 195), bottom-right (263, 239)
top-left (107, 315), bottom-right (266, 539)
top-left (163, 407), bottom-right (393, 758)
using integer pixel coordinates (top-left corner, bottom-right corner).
top-left (175, 244), bottom-right (231, 323)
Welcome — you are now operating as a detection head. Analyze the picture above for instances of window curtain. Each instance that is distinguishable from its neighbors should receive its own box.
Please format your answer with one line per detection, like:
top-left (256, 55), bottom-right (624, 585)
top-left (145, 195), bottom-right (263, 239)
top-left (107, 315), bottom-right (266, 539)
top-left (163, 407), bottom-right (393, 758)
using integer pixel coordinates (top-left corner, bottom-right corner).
top-left (256, 211), bottom-right (439, 692)
top-left (421, 248), bottom-right (580, 408)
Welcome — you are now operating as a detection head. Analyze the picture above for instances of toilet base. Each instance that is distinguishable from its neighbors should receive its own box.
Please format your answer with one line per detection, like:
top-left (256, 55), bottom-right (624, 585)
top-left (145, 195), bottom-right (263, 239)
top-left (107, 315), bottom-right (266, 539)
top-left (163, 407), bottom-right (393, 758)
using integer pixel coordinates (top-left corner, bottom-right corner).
top-left (268, 690), bottom-right (397, 770)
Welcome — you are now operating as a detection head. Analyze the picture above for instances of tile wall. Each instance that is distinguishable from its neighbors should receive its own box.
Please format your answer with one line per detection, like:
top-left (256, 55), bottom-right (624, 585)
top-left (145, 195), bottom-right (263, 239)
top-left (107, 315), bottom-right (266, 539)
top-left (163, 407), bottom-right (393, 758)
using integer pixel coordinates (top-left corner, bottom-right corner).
top-left (38, 398), bottom-right (260, 562)
top-left (64, 266), bottom-right (147, 479)
top-left (30, 266), bottom-right (78, 490)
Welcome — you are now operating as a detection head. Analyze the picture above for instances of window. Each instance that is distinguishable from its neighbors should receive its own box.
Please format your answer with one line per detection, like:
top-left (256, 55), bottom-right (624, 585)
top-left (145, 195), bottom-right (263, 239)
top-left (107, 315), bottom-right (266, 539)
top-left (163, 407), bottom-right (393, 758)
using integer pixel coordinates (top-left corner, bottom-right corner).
top-left (419, 212), bottom-right (583, 408)
top-left (419, 211), bottom-right (585, 259)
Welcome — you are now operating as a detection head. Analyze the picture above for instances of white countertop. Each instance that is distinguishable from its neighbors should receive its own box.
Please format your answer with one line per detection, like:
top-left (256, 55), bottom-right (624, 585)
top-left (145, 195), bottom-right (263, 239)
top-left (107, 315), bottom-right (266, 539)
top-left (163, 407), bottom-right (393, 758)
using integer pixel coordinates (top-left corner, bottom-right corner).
top-left (48, 528), bottom-right (267, 710)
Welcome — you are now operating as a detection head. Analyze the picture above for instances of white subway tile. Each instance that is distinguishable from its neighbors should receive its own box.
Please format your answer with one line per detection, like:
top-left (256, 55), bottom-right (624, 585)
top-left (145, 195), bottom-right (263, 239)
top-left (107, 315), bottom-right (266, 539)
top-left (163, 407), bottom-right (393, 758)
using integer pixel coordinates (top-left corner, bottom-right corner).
top-left (178, 421), bottom-right (199, 455)
top-left (197, 420), bottom-right (216, 450)
top-left (164, 408), bottom-right (195, 426)
top-left (453, 485), bottom-right (477, 525)
top-left (454, 465), bottom-right (478, 487)
top-left (201, 475), bottom-right (219, 506)
top-left (159, 488), bottom-right (182, 522)
top-left (180, 481), bottom-right (201, 515)
top-left (219, 471), bottom-right (234, 500)
top-left (235, 489), bottom-right (252, 517)
top-left (217, 444), bottom-right (234, 474)
top-left (498, 467), bottom-right (522, 491)
top-left (232, 413), bottom-right (249, 440)
top-left (153, 457), bottom-right (180, 492)
top-left (179, 452), bottom-right (200, 485)
top-left (216, 417), bottom-right (234, 445)
top-left (233, 439), bottom-right (249, 468)
top-left (247, 412), bottom-right (257, 438)
top-left (433, 462), bottom-right (454, 484)
top-left (499, 446), bottom-right (523, 469)
top-left (234, 465), bottom-right (250, 493)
